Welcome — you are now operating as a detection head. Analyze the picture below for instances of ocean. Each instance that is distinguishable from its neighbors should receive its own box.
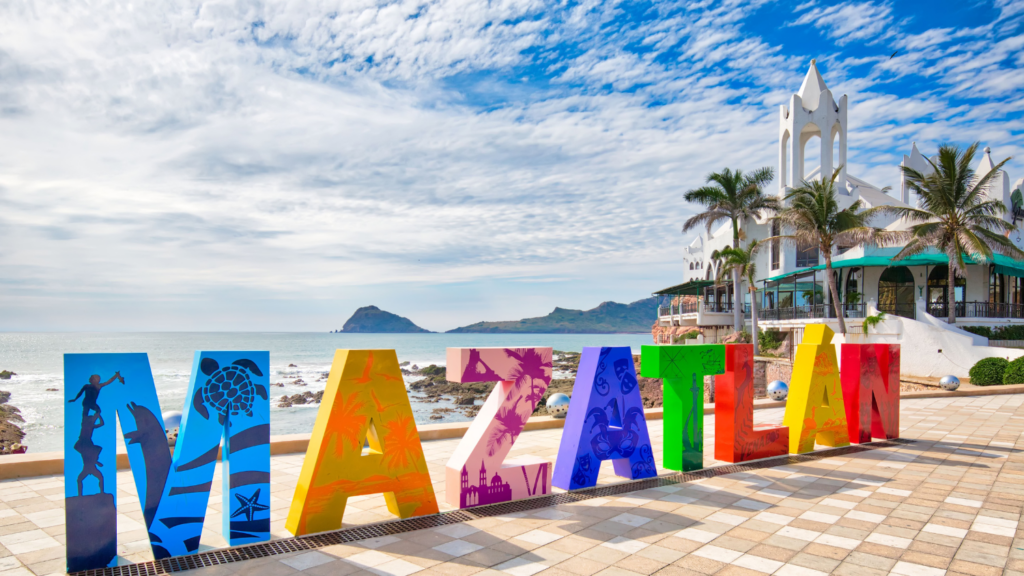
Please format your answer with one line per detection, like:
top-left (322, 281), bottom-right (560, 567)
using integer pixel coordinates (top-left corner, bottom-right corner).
top-left (0, 332), bottom-right (653, 453)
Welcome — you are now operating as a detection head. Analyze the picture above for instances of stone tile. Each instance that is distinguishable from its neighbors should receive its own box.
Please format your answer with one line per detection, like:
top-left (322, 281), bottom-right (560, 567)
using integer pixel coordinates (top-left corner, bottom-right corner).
top-left (435, 540), bottom-right (485, 558)
top-left (891, 560), bottom-right (947, 576)
top-left (280, 551), bottom-right (336, 571)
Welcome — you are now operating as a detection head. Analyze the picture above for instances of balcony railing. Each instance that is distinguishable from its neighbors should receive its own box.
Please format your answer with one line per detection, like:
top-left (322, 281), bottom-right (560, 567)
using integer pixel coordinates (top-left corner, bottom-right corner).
top-left (759, 303), bottom-right (866, 322)
top-left (658, 302), bottom-right (699, 316)
top-left (661, 299), bottom-right (1024, 323)
top-left (877, 303), bottom-right (916, 319)
top-left (927, 301), bottom-right (1024, 319)
top-left (704, 302), bottom-right (733, 313)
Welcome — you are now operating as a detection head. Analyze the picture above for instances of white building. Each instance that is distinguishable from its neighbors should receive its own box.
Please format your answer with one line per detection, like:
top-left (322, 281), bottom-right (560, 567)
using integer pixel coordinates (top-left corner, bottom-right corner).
top-left (656, 61), bottom-right (1024, 377)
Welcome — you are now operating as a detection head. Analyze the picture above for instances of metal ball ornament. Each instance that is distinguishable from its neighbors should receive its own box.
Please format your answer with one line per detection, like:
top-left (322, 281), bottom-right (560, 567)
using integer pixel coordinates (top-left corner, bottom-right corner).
top-left (767, 380), bottom-right (789, 401)
top-left (939, 375), bottom-right (960, 391)
top-left (163, 411), bottom-right (182, 446)
top-left (546, 393), bottom-right (571, 418)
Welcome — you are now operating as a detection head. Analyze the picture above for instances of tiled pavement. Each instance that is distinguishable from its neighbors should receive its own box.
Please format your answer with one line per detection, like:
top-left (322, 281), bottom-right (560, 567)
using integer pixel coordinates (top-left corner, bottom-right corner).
top-left (1, 394), bottom-right (1023, 575)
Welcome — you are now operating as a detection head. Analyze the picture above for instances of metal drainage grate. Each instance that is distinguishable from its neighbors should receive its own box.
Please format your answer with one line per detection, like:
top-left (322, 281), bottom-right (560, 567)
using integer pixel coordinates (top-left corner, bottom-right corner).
top-left (70, 439), bottom-right (908, 576)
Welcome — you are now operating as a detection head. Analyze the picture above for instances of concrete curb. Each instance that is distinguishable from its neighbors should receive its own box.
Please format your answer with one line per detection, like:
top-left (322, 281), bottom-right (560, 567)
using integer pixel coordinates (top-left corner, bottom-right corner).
top-left (3, 385), bottom-right (1021, 480)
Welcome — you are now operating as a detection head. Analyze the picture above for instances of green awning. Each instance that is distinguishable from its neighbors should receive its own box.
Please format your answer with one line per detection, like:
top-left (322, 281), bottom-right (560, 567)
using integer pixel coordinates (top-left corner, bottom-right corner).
top-left (765, 252), bottom-right (1024, 284)
top-left (992, 254), bottom-right (1024, 278)
top-left (653, 280), bottom-right (715, 296)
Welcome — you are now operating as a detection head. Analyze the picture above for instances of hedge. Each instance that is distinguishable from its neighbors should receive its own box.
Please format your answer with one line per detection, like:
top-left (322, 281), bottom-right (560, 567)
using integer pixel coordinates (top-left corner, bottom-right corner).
top-left (962, 325), bottom-right (1024, 340)
top-left (968, 357), bottom-right (1008, 386)
top-left (1003, 357), bottom-right (1024, 385)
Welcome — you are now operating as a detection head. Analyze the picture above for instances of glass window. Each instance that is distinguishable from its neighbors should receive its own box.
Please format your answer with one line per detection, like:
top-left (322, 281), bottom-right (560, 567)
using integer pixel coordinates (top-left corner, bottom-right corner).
top-left (796, 241), bottom-right (819, 268)
top-left (770, 221), bottom-right (780, 270)
top-left (879, 266), bottom-right (915, 319)
top-left (778, 291), bottom-right (793, 308)
top-left (845, 267), bottom-right (862, 304)
top-left (927, 265), bottom-right (966, 314)
top-left (990, 266), bottom-right (1006, 304)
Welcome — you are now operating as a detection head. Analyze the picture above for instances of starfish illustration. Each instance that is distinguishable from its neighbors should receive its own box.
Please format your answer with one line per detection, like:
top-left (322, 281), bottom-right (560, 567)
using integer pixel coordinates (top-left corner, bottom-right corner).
top-left (230, 488), bottom-right (269, 522)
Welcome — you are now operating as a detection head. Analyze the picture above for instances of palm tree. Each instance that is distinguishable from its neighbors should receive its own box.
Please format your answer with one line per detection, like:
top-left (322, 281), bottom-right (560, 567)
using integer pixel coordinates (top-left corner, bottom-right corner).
top-left (776, 166), bottom-right (895, 334)
top-left (881, 143), bottom-right (1024, 324)
top-left (684, 167), bottom-right (779, 332)
top-left (717, 240), bottom-right (767, 355)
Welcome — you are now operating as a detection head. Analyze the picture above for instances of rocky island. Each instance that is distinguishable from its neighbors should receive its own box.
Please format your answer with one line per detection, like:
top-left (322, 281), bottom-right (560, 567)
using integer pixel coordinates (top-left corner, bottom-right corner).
top-left (446, 297), bottom-right (656, 334)
top-left (332, 305), bottom-right (433, 333)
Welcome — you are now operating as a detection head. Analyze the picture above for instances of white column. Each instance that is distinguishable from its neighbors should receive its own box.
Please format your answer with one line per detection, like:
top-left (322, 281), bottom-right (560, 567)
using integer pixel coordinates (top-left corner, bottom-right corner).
top-left (791, 128), bottom-right (803, 187)
top-left (838, 128), bottom-right (847, 193)
top-left (780, 131), bottom-right (789, 190)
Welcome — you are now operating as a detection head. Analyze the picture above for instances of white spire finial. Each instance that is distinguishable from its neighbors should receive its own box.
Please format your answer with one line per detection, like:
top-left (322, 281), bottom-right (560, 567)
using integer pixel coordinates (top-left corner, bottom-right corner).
top-left (797, 59), bottom-right (828, 111)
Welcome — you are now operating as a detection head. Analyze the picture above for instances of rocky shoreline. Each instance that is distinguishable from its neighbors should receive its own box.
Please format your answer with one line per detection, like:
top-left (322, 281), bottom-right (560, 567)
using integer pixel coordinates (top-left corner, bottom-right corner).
top-left (407, 351), bottom-right (665, 420)
top-left (271, 352), bottom-right (667, 420)
top-left (0, 390), bottom-right (26, 454)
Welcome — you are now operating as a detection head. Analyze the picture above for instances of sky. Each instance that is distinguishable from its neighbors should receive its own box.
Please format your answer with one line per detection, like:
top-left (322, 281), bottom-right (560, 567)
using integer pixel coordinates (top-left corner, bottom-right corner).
top-left (1, 0), bottom-right (1023, 332)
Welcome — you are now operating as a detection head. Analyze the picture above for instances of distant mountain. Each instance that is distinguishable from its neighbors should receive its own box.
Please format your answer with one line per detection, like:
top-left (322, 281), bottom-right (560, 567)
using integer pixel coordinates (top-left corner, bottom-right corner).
top-left (447, 297), bottom-right (657, 334)
top-left (335, 306), bottom-right (433, 333)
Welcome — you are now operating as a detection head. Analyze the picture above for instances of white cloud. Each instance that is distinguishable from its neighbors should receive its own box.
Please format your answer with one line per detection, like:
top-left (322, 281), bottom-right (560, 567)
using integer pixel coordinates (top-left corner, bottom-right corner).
top-left (791, 1), bottom-right (896, 45)
top-left (1, 0), bottom-right (1023, 330)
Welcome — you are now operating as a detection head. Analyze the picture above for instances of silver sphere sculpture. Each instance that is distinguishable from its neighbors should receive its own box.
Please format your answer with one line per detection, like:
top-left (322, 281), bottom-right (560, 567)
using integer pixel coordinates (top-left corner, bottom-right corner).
top-left (163, 410), bottom-right (182, 446)
top-left (939, 375), bottom-right (960, 391)
top-left (767, 380), bottom-right (789, 401)
top-left (546, 393), bottom-right (571, 418)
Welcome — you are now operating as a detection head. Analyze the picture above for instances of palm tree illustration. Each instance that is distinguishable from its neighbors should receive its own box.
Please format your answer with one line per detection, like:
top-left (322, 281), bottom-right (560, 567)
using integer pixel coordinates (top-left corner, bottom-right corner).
top-left (504, 348), bottom-right (552, 410)
top-left (487, 396), bottom-right (527, 457)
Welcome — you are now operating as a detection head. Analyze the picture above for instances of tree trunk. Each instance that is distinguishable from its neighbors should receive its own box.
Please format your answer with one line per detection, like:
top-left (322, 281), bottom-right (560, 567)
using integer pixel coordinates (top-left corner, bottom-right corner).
top-left (751, 288), bottom-right (759, 356)
top-left (732, 268), bottom-right (743, 332)
top-left (948, 264), bottom-right (956, 325)
top-left (826, 257), bottom-right (847, 334)
top-left (732, 220), bottom-right (742, 333)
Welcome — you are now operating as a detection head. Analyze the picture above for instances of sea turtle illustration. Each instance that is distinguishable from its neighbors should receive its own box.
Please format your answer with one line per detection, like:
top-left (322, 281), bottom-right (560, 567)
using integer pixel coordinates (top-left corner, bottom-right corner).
top-left (192, 357), bottom-right (268, 425)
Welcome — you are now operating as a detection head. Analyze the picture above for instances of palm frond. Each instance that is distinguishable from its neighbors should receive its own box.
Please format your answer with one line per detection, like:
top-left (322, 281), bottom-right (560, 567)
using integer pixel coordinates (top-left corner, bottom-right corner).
top-left (743, 166), bottom-right (775, 189)
top-left (973, 227), bottom-right (1024, 260)
top-left (684, 186), bottom-right (727, 206)
top-left (682, 210), bottom-right (729, 234)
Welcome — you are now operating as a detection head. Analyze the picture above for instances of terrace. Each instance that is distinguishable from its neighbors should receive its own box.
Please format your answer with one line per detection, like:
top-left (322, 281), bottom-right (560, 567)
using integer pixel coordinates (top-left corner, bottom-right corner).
top-left (1, 390), bottom-right (1023, 576)
top-left (656, 252), bottom-right (1024, 333)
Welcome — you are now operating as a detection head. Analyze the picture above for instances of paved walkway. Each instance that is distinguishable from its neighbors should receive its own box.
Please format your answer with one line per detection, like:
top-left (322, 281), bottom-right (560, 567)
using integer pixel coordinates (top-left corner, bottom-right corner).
top-left (1, 395), bottom-right (1022, 575)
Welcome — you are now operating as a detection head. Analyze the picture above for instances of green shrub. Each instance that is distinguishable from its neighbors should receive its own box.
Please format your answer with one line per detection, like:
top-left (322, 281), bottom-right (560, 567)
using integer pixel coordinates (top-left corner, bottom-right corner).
top-left (994, 325), bottom-right (1024, 340)
top-left (961, 325), bottom-right (993, 338)
top-left (758, 329), bottom-right (785, 351)
top-left (673, 330), bottom-right (699, 344)
top-left (419, 364), bottom-right (446, 377)
top-left (1003, 357), bottom-right (1024, 384)
top-left (969, 357), bottom-right (1008, 386)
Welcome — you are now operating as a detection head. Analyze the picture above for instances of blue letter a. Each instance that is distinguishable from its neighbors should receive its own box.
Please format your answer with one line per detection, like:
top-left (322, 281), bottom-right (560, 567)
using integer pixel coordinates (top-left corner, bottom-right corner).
top-left (551, 347), bottom-right (657, 490)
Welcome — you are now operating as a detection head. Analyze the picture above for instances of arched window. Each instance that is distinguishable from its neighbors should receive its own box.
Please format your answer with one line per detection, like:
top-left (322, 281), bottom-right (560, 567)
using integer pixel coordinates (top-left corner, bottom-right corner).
top-left (928, 265), bottom-right (964, 313)
top-left (689, 262), bottom-right (693, 270)
top-left (879, 266), bottom-right (915, 319)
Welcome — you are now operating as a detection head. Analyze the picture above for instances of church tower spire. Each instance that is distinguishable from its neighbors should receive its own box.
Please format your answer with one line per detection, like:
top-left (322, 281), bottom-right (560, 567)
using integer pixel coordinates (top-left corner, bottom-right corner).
top-left (778, 59), bottom-right (848, 194)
